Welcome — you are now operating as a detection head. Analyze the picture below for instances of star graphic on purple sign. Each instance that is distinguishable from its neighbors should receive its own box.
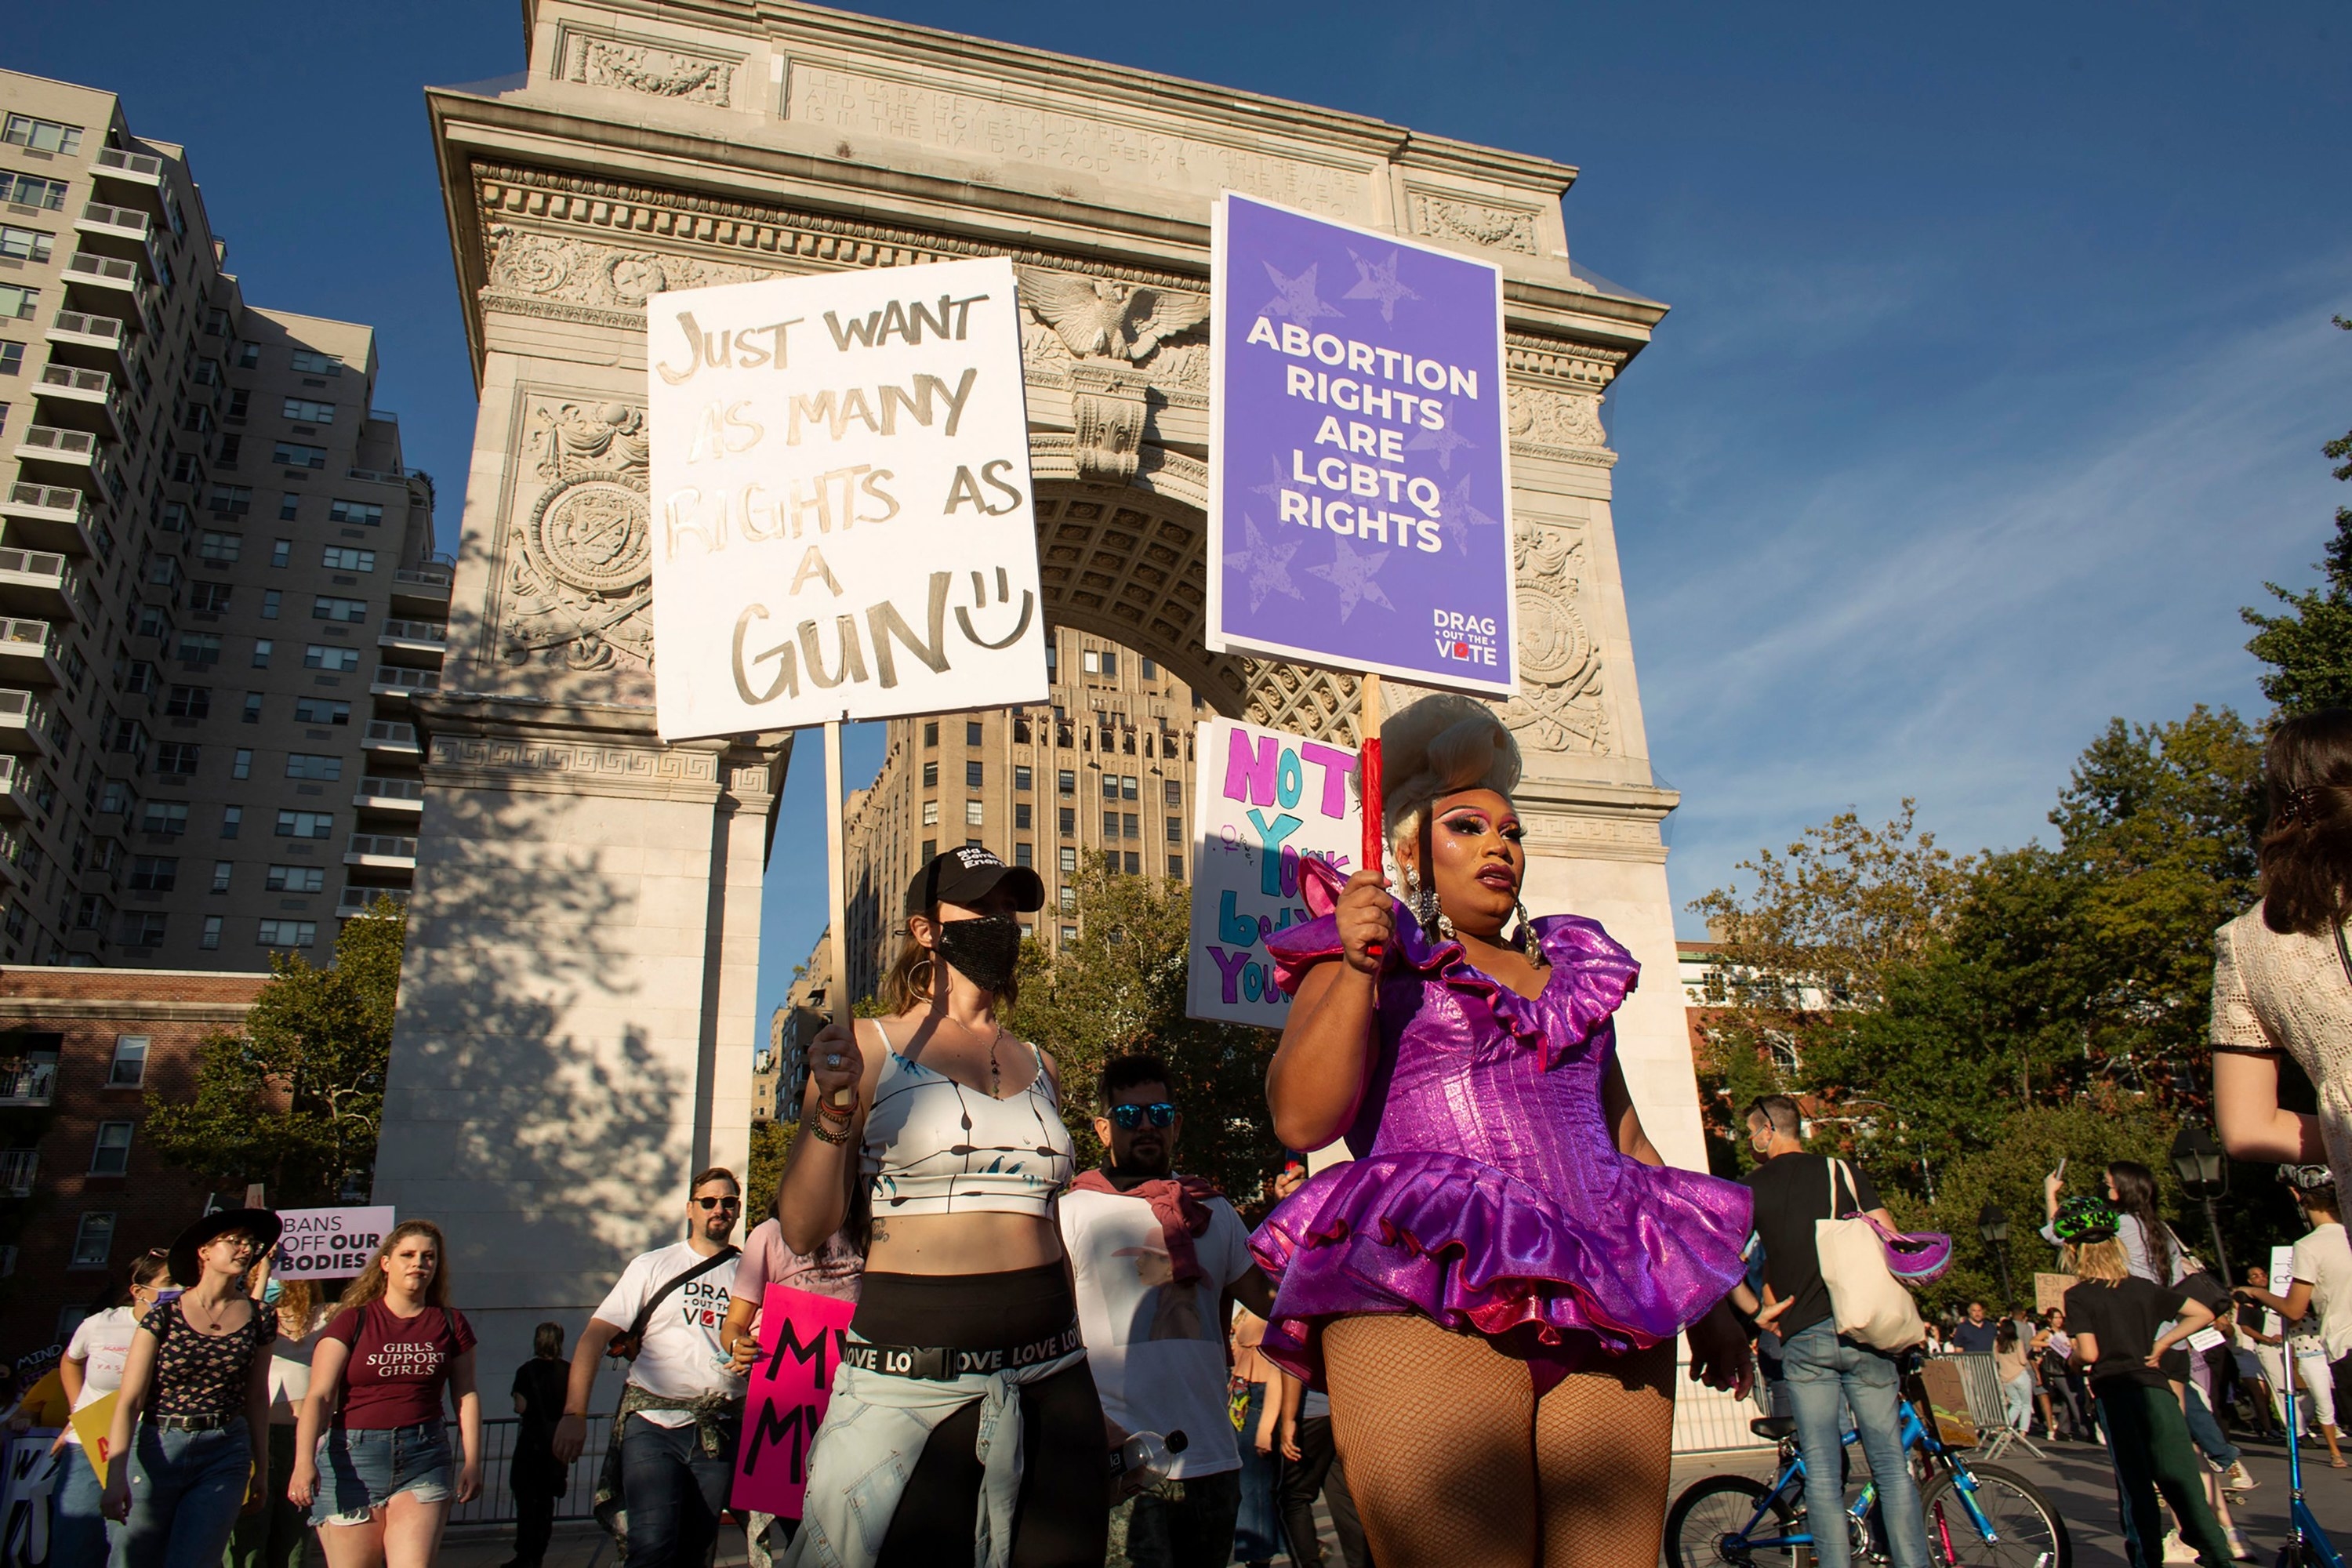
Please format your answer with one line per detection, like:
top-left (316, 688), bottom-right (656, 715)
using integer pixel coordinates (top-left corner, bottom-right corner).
top-left (1247, 452), bottom-right (1292, 506)
top-left (1305, 536), bottom-right (1395, 621)
top-left (1407, 422), bottom-right (1475, 471)
top-left (1342, 248), bottom-right (1420, 322)
top-left (1259, 260), bottom-right (1342, 324)
top-left (1224, 514), bottom-right (1304, 613)
top-left (1437, 474), bottom-right (1500, 555)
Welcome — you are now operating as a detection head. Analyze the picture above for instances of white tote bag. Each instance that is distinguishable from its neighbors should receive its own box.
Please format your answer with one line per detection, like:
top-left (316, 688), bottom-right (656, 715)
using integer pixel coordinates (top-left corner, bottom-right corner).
top-left (1816, 1159), bottom-right (1926, 1351)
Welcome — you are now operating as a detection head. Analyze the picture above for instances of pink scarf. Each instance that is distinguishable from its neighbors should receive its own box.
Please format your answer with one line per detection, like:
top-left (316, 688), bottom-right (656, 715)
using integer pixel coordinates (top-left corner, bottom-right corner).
top-left (1073, 1169), bottom-right (1221, 1285)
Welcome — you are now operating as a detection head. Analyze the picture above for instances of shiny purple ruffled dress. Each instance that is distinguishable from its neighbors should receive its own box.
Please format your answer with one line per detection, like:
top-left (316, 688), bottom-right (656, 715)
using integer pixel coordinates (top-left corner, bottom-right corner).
top-left (1249, 860), bottom-right (1752, 1390)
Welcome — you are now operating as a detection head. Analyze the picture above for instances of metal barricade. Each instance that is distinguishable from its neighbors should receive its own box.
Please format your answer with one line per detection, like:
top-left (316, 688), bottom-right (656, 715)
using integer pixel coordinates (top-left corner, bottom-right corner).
top-left (445, 1414), bottom-right (614, 1526)
top-left (1947, 1351), bottom-right (2045, 1461)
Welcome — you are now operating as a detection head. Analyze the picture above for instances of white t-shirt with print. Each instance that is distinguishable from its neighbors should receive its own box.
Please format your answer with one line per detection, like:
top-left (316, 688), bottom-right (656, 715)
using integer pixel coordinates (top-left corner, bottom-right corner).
top-left (1061, 1186), bottom-right (1253, 1478)
top-left (2292, 1222), bottom-right (2352, 1362)
top-left (593, 1242), bottom-right (743, 1428)
top-left (63, 1305), bottom-right (137, 1444)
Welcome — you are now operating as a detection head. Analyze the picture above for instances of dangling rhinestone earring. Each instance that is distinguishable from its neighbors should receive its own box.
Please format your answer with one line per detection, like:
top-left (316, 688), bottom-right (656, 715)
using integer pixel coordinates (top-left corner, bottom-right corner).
top-left (1406, 866), bottom-right (1440, 939)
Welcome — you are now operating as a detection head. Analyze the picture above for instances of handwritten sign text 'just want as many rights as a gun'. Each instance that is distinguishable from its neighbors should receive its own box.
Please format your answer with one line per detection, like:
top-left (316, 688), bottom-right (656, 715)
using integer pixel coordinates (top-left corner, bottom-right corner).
top-left (648, 256), bottom-right (1049, 739)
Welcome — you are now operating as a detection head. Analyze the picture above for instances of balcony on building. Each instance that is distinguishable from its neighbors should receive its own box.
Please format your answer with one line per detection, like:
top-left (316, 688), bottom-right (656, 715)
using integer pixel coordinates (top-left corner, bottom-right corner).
top-left (351, 775), bottom-right (424, 816)
top-left (45, 310), bottom-right (132, 372)
top-left (13, 425), bottom-right (116, 499)
top-left (0, 485), bottom-right (96, 557)
top-left (31, 362), bottom-right (128, 443)
top-left (91, 147), bottom-right (165, 188)
top-left (376, 618), bottom-right (447, 659)
top-left (0, 550), bottom-right (82, 623)
top-left (390, 560), bottom-right (454, 614)
top-left (0, 620), bottom-right (64, 688)
top-left (0, 755), bottom-right (34, 818)
top-left (0, 689), bottom-right (58, 761)
top-left (0, 1149), bottom-right (34, 1200)
top-left (337, 885), bottom-right (412, 920)
top-left (0, 1048), bottom-right (56, 1108)
top-left (368, 666), bottom-right (440, 705)
top-left (74, 200), bottom-right (152, 246)
top-left (344, 833), bottom-right (418, 871)
top-left (60, 249), bottom-right (142, 304)
top-left (361, 720), bottom-right (421, 758)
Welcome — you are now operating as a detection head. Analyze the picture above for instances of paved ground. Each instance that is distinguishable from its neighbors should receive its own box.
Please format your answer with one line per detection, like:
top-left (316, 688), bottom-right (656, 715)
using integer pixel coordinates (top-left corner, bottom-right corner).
top-left (426, 1428), bottom-right (2352, 1566)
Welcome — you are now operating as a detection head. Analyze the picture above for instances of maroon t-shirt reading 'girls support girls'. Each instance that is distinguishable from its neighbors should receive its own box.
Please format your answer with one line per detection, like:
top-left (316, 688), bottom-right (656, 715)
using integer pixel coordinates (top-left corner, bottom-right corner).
top-left (321, 1301), bottom-right (476, 1427)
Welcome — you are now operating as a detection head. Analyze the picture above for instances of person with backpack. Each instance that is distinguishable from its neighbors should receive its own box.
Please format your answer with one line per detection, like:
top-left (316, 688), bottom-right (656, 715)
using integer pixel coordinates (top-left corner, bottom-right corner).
top-left (550, 1168), bottom-right (745, 1568)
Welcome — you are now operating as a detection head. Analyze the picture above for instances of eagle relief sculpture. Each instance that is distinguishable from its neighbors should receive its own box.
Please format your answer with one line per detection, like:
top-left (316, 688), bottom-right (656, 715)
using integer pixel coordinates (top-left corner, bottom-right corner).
top-left (1016, 267), bottom-right (1210, 485)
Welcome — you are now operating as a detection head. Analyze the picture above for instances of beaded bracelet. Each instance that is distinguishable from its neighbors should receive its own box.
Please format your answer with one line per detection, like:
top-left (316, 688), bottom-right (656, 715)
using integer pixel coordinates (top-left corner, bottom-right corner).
top-left (808, 1117), bottom-right (854, 1146)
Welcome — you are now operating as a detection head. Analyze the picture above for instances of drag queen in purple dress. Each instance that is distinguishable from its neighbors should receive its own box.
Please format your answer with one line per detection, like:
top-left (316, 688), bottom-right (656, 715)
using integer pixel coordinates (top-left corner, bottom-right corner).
top-left (1251, 695), bottom-right (1755, 1568)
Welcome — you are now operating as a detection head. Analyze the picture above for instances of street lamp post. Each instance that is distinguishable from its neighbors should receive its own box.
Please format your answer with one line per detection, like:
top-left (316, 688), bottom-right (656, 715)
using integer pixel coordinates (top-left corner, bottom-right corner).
top-left (1978, 1203), bottom-right (2014, 1310)
top-left (2171, 1125), bottom-right (2232, 1285)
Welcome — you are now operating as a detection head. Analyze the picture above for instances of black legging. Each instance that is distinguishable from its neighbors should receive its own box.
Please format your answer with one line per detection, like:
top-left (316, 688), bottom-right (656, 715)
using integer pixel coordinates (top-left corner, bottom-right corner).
top-left (855, 1265), bottom-right (1109, 1568)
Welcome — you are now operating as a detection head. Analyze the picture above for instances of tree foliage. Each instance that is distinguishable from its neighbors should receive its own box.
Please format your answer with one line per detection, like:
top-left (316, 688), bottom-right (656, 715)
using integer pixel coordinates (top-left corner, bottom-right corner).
top-left (143, 902), bottom-right (405, 1203)
top-left (1004, 860), bottom-right (1282, 1203)
top-left (2242, 316), bottom-right (2352, 715)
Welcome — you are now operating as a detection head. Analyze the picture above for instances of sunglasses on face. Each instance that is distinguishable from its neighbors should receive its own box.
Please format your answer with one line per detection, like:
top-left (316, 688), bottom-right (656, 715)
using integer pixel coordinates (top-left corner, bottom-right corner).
top-left (691, 1196), bottom-right (741, 1211)
top-left (1109, 1102), bottom-right (1178, 1131)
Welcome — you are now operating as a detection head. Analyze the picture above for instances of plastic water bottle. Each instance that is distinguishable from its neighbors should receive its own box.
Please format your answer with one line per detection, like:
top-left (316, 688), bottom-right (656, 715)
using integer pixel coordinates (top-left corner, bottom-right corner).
top-left (1111, 1428), bottom-right (1189, 1485)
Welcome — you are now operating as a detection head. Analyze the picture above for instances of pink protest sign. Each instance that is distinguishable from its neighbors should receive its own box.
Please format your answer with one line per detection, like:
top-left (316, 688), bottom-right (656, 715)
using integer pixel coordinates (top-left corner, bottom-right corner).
top-left (730, 1283), bottom-right (857, 1519)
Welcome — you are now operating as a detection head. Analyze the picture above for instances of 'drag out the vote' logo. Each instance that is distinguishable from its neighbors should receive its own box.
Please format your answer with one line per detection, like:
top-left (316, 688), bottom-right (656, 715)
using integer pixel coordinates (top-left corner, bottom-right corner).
top-left (1433, 609), bottom-right (1501, 670)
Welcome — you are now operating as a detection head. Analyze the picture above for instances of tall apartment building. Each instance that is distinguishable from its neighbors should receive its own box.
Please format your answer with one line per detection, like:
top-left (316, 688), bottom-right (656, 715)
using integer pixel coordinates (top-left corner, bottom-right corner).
top-left (0, 71), bottom-right (447, 970)
top-left (840, 626), bottom-right (1203, 1004)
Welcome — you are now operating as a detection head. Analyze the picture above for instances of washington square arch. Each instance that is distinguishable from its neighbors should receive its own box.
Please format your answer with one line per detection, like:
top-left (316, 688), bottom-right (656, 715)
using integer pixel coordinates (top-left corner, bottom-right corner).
top-left (375, 0), bottom-right (1704, 1388)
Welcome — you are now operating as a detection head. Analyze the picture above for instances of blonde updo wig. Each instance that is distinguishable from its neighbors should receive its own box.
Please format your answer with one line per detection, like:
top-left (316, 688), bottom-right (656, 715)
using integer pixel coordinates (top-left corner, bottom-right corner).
top-left (1377, 694), bottom-right (1522, 877)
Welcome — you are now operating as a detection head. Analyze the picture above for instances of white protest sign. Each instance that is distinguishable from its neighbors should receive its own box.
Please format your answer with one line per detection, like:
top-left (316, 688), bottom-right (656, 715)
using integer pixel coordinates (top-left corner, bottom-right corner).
top-left (1185, 718), bottom-right (1362, 1026)
top-left (646, 256), bottom-right (1048, 740)
top-left (273, 1206), bottom-right (394, 1279)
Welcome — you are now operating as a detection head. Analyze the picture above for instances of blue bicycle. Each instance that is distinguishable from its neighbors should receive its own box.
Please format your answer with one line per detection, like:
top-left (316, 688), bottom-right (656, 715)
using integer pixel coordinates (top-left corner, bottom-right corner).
top-left (1667, 1388), bottom-right (2070, 1568)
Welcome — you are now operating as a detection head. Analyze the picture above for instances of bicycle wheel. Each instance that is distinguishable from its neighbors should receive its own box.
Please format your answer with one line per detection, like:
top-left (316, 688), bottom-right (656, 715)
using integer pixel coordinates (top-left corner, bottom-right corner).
top-left (1919, 1463), bottom-right (2071, 1568)
top-left (1666, 1474), bottom-right (1806, 1568)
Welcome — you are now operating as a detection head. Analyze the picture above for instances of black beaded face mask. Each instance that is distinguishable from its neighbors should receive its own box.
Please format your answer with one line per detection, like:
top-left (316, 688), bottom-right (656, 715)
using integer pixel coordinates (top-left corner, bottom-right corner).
top-left (934, 913), bottom-right (1022, 993)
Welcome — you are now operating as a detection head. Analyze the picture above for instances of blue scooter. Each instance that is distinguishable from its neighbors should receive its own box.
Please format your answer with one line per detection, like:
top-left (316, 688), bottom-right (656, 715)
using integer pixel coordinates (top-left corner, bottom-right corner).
top-left (2279, 1353), bottom-right (2346, 1568)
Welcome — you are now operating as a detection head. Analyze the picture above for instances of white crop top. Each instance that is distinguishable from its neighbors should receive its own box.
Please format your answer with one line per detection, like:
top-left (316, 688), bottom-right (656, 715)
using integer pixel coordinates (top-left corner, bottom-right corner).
top-left (859, 1019), bottom-right (1076, 1216)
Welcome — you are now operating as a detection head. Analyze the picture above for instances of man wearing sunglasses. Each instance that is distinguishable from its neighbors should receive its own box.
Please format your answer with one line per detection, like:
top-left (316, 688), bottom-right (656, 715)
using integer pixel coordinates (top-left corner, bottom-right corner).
top-left (1062, 1055), bottom-right (1277, 1568)
top-left (555, 1168), bottom-right (744, 1568)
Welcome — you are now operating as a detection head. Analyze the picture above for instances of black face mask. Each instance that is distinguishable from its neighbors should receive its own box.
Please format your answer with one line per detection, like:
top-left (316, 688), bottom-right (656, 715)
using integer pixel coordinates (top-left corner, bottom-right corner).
top-left (933, 913), bottom-right (1022, 993)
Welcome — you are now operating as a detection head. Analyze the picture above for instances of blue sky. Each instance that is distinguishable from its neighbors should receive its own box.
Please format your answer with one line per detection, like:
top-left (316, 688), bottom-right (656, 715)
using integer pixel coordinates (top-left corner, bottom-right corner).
top-left (14, 3), bottom-right (2347, 1021)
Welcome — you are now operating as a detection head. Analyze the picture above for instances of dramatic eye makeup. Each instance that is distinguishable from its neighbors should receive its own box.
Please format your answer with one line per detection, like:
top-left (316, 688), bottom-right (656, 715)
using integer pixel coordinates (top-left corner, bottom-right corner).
top-left (1440, 808), bottom-right (1524, 844)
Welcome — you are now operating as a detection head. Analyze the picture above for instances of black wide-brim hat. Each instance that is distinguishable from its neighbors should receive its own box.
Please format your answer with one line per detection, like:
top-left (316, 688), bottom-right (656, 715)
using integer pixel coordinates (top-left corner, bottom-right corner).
top-left (906, 844), bottom-right (1044, 914)
top-left (168, 1207), bottom-right (283, 1292)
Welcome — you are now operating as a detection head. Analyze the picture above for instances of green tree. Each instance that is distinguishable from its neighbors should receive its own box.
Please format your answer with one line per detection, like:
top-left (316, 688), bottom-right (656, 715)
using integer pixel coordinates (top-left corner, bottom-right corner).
top-left (2243, 316), bottom-right (2352, 714)
top-left (143, 900), bottom-right (406, 1202)
top-left (1004, 859), bottom-right (1281, 1201)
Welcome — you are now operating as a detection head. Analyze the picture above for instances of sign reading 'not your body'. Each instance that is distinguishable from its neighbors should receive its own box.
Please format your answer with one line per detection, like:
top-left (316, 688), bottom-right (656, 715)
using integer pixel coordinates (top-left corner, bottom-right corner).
top-left (647, 256), bottom-right (1048, 740)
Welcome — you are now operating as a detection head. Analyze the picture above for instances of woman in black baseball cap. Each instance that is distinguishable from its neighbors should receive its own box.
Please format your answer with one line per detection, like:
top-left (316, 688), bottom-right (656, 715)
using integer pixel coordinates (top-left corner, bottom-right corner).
top-left (773, 846), bottom-right (1105, 1568)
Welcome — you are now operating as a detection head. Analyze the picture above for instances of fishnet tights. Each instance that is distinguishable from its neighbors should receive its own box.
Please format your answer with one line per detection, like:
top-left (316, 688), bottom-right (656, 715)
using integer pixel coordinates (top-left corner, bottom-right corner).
top-left (1323, 1314), bottom-right (1676, 1568)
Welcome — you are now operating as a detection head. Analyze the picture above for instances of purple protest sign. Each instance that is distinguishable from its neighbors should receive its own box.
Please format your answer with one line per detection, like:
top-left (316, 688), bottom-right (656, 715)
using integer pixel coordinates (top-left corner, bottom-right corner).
top-left (1207, 193), bottom-right (1515, 696)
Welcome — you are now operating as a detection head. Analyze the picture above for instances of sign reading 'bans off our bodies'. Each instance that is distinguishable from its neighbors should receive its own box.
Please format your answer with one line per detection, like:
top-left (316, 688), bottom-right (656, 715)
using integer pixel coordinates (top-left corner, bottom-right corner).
top-left (273, 1206), bottom-right (394, 1279)
top-left (1207, 193), bottom-right (1515, 696)
top-left (647, 256), bottom-right (1049, 741)
top-left (1186, 718), bottom-right (1362, 1026)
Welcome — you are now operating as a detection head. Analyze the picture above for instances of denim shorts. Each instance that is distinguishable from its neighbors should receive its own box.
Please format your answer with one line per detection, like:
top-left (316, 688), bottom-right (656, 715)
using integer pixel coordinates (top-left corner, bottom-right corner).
top-left (312, 1420), bottom-right (453, 1526)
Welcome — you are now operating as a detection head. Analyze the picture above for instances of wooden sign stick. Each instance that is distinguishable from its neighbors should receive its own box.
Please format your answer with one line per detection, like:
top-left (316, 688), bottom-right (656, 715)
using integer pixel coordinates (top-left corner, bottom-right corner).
top-left (1359, 673), bottom-right (1385, 963)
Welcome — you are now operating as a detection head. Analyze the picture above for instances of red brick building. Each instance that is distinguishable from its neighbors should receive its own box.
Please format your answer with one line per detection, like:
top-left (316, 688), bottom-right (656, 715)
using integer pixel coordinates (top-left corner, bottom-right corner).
top-left (0, 967), bottom-right (267, 1359)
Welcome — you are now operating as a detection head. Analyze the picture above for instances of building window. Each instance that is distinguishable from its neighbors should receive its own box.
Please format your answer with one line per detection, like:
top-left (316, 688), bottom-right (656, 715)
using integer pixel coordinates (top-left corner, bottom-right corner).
top-left (1102, 811), bottom-right (1120, 839)
top-left (220, 805), bottom-right (242, 839)
top-left (285, 753), bottom-right (343, 781)
top-left (1082, 650), bottom-right (1098, 674)
top-left (261, 590), bottom-right (280, 620)
top-left (1142, 658), bottom-right (1159, 680)
top-left (266, 865), bottom-right (325, 892)
top-left (1123, 813), bottom-right (1139, 840)
top-left (281, 398), bottom-right (336, 425)
top-left (1102, 651), bottom-right (1119, 677)
top-left (1014, 766), bottom-right (1032, 792)
top-left (1058, 807), bottom-right (1075, 836)
top-left (164, 685), bottom-right (212, 718)
top-left (140, 803), bottom-right (189, 836)
top-left (69, 1213), bottom-right (115, 1269)
top-left (2, 115), bottom-right (82, 154)
top-left (270, 539), bottom-right (291, 568)
top-left (236, 343), bottom-right (259, 368)
top-left (923, 722), bottom-right (938, 746)
top-left (1014, 843), bottom-right (1033, 867)
top-left (1102, 776), bottom-right (1119, 803)
top-left (89, 1123), bottom-right (132, 1177)
top-left (118, 913), bottom-right (166, 949)
top-left (176, 633), bottom-right (223, 666)
top-left (966, 721), bottom-right (983, 746)
top-left (310, 596), bottom-right (366, 624)
top-left (207, 488), bottom-right (252, 520)
top-left (321, 546), bottom-right (375, 572)
top-left (231, 749), bottom-right (252, 780)
top-left (1123, 851), bottom-right (1140, 874)
top-left (279, 493), bottom-right (299, 521)
top-left (0, 342), bottom-right (20, 376)
top-left (252, 640), bottom-right (273, 669)
top-left (964, 800), bottom-right (983, 827)
top-left (200, 527), bottom-right (245, 562)
top-left (1166, 815), bottom-right (1183, 843)
top-left (920, 800), bottom-right (938, 827)
top-left (327, 499), bottom-right (381, 527)
top-left (209, 861), bottom-right (231, 893)
top-left (920, 761), bottom-right (938, 788)
top-left (919, 838), bottom-right (935, 862)
top-left (0, 285), bottom-right (37, 321)
top-left (0, 227), bottom-right (53, 264)
top-left (1061, 924), bottom-right (1078, 943)
top-left (200, 916), bottom-right (222, 949)
top-left (289, 349), bottom-right (340, 376)
top-left (274, 811), bottom-right (332, 840)
top-left (964, 760), bottom-right (982, 788)
top-left (303, 645), bottom-right (360, 671)
top-left (191, 582), bottom-right (232, 613)
top-left (107, 1036), bottom-right (147, 1087)
top-left (1058, 770), bottom-right (1076, 795)
top-left (127, 855), bottom-right (177, 891)
top-left (1014, 804), bottom-right (1032, 830)
top-left (1059, 886), bottom-right (1078, 913)
top-left (294, 698), bottom-right (350, 725)
top-left (1167, 855), bottom-right (1185, 879)
top-left (1058, 847), bottom-right (1077, 874)
top-left (272, 441), bottom-right (327, 470)
top-left (257, 920), bottom-right (317, 949)
top-left (1122, 775), bottom-right (1139, 801)
top-left (1165, 780), bottom-right (1183, 805)
top-left (216, 434), bottom-right (241, 469)
top-left (155, 743), bottom-right (200, 776)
